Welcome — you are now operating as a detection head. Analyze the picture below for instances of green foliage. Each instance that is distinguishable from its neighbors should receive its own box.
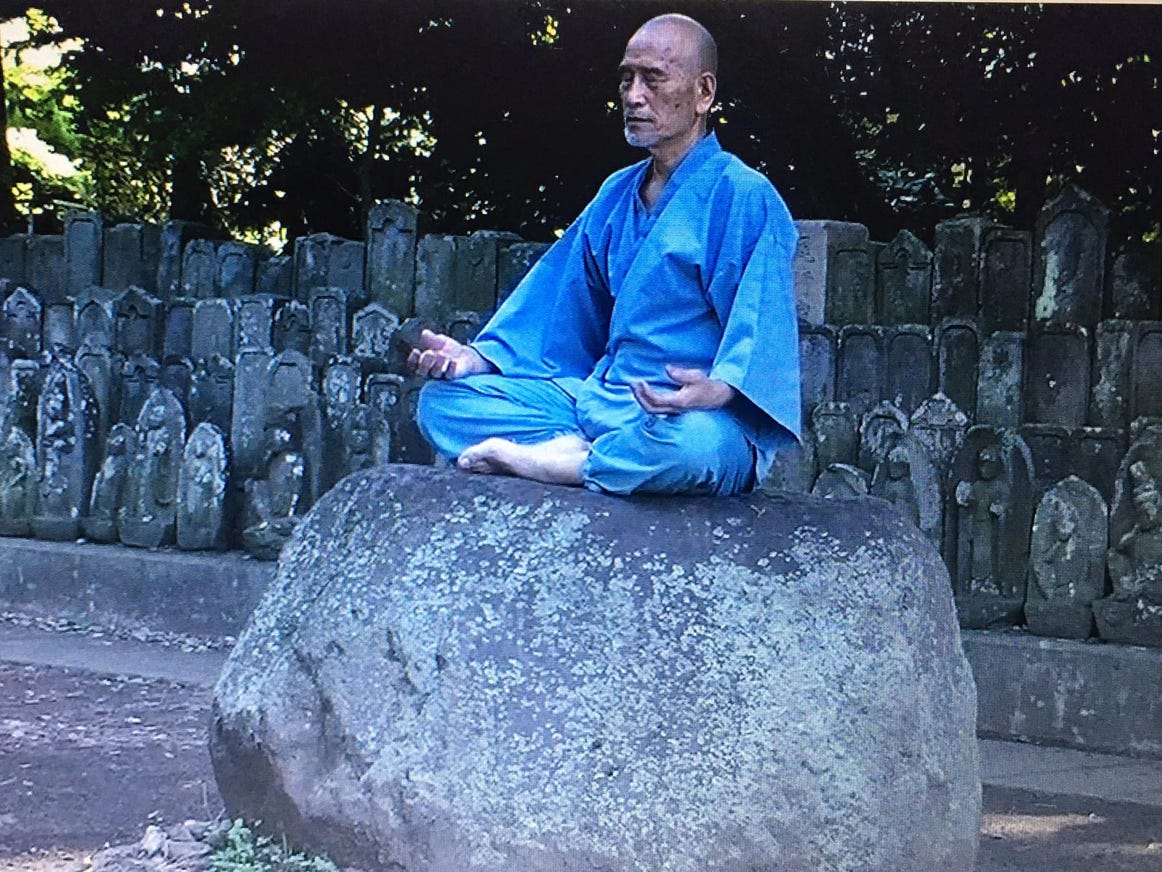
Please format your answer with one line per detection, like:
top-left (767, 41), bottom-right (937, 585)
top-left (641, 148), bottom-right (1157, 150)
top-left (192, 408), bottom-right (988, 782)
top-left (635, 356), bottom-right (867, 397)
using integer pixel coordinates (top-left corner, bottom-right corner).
top-left (209, 820), bottom-right (339, 872)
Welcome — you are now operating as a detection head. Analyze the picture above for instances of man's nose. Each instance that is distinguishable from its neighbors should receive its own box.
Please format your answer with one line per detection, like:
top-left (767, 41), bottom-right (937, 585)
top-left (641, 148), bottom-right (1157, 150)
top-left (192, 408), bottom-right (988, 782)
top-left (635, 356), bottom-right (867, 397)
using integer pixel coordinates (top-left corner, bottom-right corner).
top-left (622, 77), bottom-right (647, 107)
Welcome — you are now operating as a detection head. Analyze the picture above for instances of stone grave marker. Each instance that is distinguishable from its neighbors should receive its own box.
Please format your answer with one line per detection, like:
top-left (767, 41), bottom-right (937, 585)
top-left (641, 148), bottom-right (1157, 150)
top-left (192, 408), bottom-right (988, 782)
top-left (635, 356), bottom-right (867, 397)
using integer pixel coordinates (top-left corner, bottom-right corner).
top-left (1089, 319), bottom-right (1132, 429)
top-left (1032, 185), bottom-right (1108, 329)
top-left (118, 354), bottom-right (160, 426)
top-left (792, 221), bottom-right (865, 326)
top-left (364, 372), bottom-right (405, 460)
top-left (810, 401), bottom-right (858, 471)
top-left (870, 433), bottom-right (943, 544)
top-left (328, 239), bottom-right (366, 295)
top-left (180, 239), bottom-right (219, 299)
top-left (933, 217), bottom-right (992, 322)
top-left (876, 229), bottom-right (931, 325)
top-left (64, 211), bottom-right (104, 295)
top-left (103, 223), bottom-right (161, 293)
top-left (155, 220), bottom-right (214, 300)
top-left (976, 331), bottom-right (1024, 429)
top-left (352, 302), bottom-right (399, 366)
top-left (1023, 325), bottom-right (1091, 428)
top-left (6, 358), bottom-right (42, 439)
top-left (83, 422), bottom-right (136, 543)
top-left (1026, 476), bottom-right (1107, 639)
top-left (321, 357), bottom-right (363, 490)
top-left (858, 400), bottom-right (909, 475)
top-left (74, 286), bottom-right (117, 352)
top-left (217, 241), bottom-right (261, 298)
top-left (909, 393), bottom-right (969, 482)
top-left (160, 355), bottom-right (194, 414)
top-left (1130, 321), bottom-right (1162, 422)
top-left (935, 319), bottom-right (980, 424)
top-left (231, 349), bottom-right (271, 478)
top-left (498, 241), bottom-right (551, 305)
top-left (113, 286), bottom-right (161, 358)
top-left (1108, 243), bottom-right (1161, 321)
top-left (272, 300), bottom-right (311, 356)
top-left (978, 227), bottom-right (1031, 333)
top-left (0, 235), bottom-right (28, 286)
top-left (27, 235), bottom-right (64, 304)
top-left (3, 286), bottom-right (41, 359)
top-left (1073, 426), bottom-right (1127, 504)
top-left (163, 298), bottom-right (196, 360)
top-left (309, 287), bottom-right (350, 370)
top-left (810, 462), bottom-right (869, 498)
top-left (825, 224), bottom-right (874, 326)
top-left (256, 255), bottom-right (293, 298)
top-left (835, 325), bottom-right (885, 417)
top-left (1018, 422), bottom-right (1074, 499)
top-left (191, 298), bottom-right (235, 363)
top-left (42, 302), bottom-right (75, 359)
top-left (119, 388), bottom-right (186, 548)
top-left (75, 345), bottom-right (117, 440)
top-left (884, 325), bottom-right (933, 416)
top-left (798, 324), bottom-right (836, 417)
top-left (32, 359), bottom-right (99, 540)
top-left (366, 200), bottom-right (419, 316)
top-left (235, 294), bottom-right (276, 353)
top-left (190, 354), bottom-right (235, 432)
top-left (176, 421), bottom-right (229, 550)
top-left (0, 424), bottom-right (36, 537)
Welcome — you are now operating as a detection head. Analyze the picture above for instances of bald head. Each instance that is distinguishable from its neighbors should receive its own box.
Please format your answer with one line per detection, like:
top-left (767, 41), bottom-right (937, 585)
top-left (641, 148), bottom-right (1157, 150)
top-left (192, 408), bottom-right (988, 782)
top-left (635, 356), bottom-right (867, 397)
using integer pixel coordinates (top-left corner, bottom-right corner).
top-left (633, 14), bottom-right (717, 78)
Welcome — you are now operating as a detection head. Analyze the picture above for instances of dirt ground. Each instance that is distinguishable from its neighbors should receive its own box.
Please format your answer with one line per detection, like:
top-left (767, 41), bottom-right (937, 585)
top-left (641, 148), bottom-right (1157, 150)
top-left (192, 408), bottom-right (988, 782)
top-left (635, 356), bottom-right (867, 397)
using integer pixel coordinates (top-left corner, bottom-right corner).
top-left (0, 660), bottom-right (1159, 872)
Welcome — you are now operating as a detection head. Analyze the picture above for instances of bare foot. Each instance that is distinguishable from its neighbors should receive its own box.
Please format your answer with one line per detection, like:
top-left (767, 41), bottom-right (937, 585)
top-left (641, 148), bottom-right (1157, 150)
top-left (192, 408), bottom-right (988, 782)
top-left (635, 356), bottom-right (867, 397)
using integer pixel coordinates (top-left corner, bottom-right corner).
top-left (457, 434), bottom-right (590, 486)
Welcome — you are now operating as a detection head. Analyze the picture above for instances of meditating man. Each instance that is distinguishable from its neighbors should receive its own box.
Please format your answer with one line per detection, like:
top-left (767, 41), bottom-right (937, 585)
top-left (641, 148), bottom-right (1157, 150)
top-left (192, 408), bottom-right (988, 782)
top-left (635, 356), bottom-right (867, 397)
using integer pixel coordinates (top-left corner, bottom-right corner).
top-left (410, 13), bottom-right (800, 496)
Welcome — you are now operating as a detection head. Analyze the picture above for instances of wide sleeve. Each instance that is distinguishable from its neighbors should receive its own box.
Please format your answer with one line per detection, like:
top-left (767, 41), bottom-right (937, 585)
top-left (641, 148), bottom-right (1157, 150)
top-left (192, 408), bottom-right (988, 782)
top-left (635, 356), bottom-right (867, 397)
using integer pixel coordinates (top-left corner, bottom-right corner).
top-left (470, 206), bottom-right (612, 380)
top-left (705, 185), bottom-right (802, 439)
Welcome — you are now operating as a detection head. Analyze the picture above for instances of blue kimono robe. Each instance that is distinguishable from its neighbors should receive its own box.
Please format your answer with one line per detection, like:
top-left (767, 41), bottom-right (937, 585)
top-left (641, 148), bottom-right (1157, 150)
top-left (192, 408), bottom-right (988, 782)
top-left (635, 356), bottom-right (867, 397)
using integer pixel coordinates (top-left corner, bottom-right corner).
top-left (419, 132), bottom-right (800, 495)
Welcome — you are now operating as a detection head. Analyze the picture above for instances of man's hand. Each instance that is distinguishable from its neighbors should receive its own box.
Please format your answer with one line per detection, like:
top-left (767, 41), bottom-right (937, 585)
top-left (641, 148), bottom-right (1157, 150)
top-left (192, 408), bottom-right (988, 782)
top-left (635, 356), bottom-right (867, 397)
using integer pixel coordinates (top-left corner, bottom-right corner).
top-left (407, 329), bottom-right (491, 380)
top-left (632, 365), bottom-right (736, 414)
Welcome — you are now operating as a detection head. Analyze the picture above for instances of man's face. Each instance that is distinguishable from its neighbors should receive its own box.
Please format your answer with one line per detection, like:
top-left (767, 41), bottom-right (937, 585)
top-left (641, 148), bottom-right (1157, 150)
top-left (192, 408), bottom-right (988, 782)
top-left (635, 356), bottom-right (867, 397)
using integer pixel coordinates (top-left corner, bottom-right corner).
top-left (619, 24), bottom-right (711, 151)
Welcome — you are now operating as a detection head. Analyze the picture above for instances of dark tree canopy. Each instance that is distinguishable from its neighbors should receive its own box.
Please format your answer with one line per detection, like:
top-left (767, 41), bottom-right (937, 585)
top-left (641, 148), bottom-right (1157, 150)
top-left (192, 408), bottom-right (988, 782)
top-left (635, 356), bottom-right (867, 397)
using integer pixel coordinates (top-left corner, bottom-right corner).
top-left (2, 1), bottom-right (1160, 248)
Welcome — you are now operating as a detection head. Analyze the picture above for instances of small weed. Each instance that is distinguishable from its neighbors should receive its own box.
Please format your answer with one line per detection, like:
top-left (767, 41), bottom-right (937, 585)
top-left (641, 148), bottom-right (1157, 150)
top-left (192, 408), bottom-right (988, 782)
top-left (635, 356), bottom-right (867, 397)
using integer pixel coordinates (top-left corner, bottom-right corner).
top-left (209, 820), bottom-right (339, 872)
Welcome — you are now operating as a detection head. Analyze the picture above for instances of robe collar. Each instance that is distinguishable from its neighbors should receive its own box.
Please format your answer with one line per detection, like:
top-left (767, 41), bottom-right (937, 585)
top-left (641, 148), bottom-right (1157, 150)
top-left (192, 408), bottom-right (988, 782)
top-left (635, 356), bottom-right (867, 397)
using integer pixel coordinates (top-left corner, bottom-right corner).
top-left (635, 131), bottom-right (722, 218)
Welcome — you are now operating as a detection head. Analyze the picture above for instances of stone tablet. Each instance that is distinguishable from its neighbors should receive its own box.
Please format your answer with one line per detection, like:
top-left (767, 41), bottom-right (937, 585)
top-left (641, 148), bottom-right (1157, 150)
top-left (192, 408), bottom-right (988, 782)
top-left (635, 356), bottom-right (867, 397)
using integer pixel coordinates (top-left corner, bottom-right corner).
top-left (341, 402), bottom-right (390, 474)
top-left (74, 286), bottom-right (118, 352)
top-left (835, 325), bottom-right (885, 417)
top-left (32, 359), bottom-right (99, 541)
top-left (113, 286), bottom-right (161, 358)
top-left (870, 434), bottom-right (943, 544)
top-left (364, 372), bottom-right (405, 437)
top-left (190, 354), bottom-right (235, 432)
top-left (215, 241), bottom-right (259, 298)
top-left (1072, 426), bottom-right (1127, 504)
top-left (933, 217), bottom-right (991, 323)
top-left (978, 228), bottom-right (1031, 333)
top-left (328, 239), bottom-right (366, 295)
top-left (0, 234), bottom-right (28, 285)
top-left (414, 235), bottom-right (478, 321)
top-left (1089, 319), bottom-right (1132, 429)
top-left (41, 303), bottom-right (76, 359)
top-left (1130, 321), bottom-right (1162, 422)
top-left (83, 422), bottom-right (136, 543)
top-left (935, 319), bottom-right (980, 425)
top-left (103, 223), bottom-right (161, 293)
top-left (446, 310), bottom-right (484, 345)
top-left (272, 300), bottom-right (311, 356)
top-left (498, 241), bottom-right (551, 305)
top-left (6, 358), bottom-right (43, 439)
top-left (1025, 476), bottom-right (1107, 640)
top-left (757, 428), bottom-right (817, 494)
top-left (909, 393), bottom-right (969, 485)
top-left (351, 302), bottom-right (400, 365)
top-left (26, 235), bottom-right (64, 304)
top-left (875, 229), bottom-right (931, 325)
top-left (884, 325), bottom-right (933, 416)
top-left (798, 323), bottom-right (836, 418)
top-left (1023, 325), bottom-right (1091, 428)
top-left (75, 345), bottom-right (117, 440)
top-left (309, 287), bottom-right (349, 370)
top-left (858, 400), bottom-right (909, 475)
top-left (0, 424), bottom-right (37, 537)
top-left (811, 462), bottom-right (870, 499)
top-left (366, 200), bottom-right (420, 316)
top-left (826, 225), bottom-right (874, 326)
top-left (231, 349), bottom-right (272, 478)
top-left (191, 298), bottom-right (235, 363)
top-left (395, 376), bottom-right (434, 465)
top-left (160, 355), bottom-right (194, 414)
top-left (155, 220), bottom-right (214, 300)
top-left (1108, 243), bottom-right (1161, 321)
top-left (64, 211), bottom-right (104, 295)
top-left (180, 239), bottom-right (219, 299)
top-left (234, 294), bottom-right (276, 353)
top-left (162, 298), bottom-right (196, 360)
top-left (118, 354), bottom-right (160, 426)
top-left (811, 401), bottom-right (858, 471)
top-left (3, 286), bottom-right (41, 359)
top-left (256, 255), bottom-right (293, 299)
top-left (1032, 185), bottom-right (1108, 329)
top-left (119, 388), bottom-right (186, 549)
top-left (177, 421), bottom-right (229, 551)
top-left (294, 234), bottom-right (344, 301)
top-left (321, 358), bottom-right (363, 490)
top-left (1018, 423), bottom-right (1073, 499)
top-left (976, 331), bottom-right (1023, 429)
top-left (945, 426), bottom-right (1034, 628)
top-left (211, 467), bottom-right (980, 872)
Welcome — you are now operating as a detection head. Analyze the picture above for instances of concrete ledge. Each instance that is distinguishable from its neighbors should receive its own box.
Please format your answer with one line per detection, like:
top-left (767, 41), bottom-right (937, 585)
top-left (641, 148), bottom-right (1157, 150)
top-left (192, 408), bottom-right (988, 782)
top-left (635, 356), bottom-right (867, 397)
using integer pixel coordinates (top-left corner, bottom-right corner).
top-left (0, 538), bottom-right (274, 638)
top-left (964, 629), bottom-right (1162, 759)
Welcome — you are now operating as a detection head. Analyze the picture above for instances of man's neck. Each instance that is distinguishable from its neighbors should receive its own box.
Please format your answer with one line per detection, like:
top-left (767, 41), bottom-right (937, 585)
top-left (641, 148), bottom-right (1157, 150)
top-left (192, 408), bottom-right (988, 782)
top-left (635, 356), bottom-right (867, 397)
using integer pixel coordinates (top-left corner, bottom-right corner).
top-left (648, 126), bottom-right (708, 188)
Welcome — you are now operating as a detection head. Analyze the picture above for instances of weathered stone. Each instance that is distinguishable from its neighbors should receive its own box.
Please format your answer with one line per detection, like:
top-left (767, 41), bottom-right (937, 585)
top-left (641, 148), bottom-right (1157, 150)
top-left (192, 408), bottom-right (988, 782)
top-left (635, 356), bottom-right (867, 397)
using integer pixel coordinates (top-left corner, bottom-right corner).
top-left (446, 310), bottom-right (484, 345)
top-left (977, 228), bottom-right (1031, 333)
top-left (328, 239), bottom-right (366, 295)
top-left (366, 201), bottom-right (419, 315)
top-left (810, 401), bottom-right (858, 471)
top-left (230, 349), bottom-right (272, 479)
top-left (64, 212), bottom-right (105, 295)
top-left (415, 234), bottom-right (498, 320)
top-left (1088, 320), bottom-right (1132, 429)
top-left (0, 424), bottom-right (36, 537)
top-left (1018, 423), bottom-right (1073, 500)
top-left (1130, 321), bottom-right (1162, 423)
top-left (1108, 243), bottom-right (1161, 321)
top-left (217, 242), bottom-right (261, 298)
top-left (870, 434), bottom-right (942, 544)
top-left (162, 298), bottom-right (196, 360)
top-left (757, 429), bottom-right (817, 494)
top-left (976, 331), bottom-right (1023, 429)
top-left (875, 230), bottom-right (931, 325)
top-left (935, 319), bottom-right (980, 424)
top-left (945, 427), bottom-right (1034, 629)
top-left (797, 323), bottom-right (836, 418)
top-left (1025, 476), bottom-right (1107, 640)
top-left (155, 221), bottom-right (215, 301)
top-left (1072, 426), bottom-right (1127, 504)
top-left (309, 287), bottom-right (349, 370)
top-left (857, 400), bottom-right (909, 475)
top-left (240, 411), bottom-right (309, 560)
top-left (272, 300), bottom-right (311, 356)
top-left (26, 235), bottom-right (64, 304)
top-left (32, 359), bottom-right (99, 541)
top-left (835, 325), bottom-right (885, 417)
top-left (364, 372), bottom-right (406, 455)
top-left (103, 223), bottom-right (161, 293)
top-left (41, 302), bottom-right (75, 358)
top-left (191, 299), bottom-right (235, 363)
top-left (190, 354), bottom-right (234, 432)
top-left (341, 402), bottom-right (390, 478)
top-left (3, 286), bottom-right (41, 359)
top-left (160, 355), bottom-right (194, 413)
top-left (113, 287), bottom-right (161, 358)
top-left (321, 357), bottom-right (363, 491)
top-left (75, 345), bottom-right (117, 440)
top-left (394, 375), bottom-right (434, 465)
top-left (811, 461), bottom-right (870, 498)
top-left (5, 358), bottom-right (42, 440)
top-left (497, 241), bottom-right (551, 305)
top-left (1023, 325), bottom-right (1091, 427)
top-left (74, 286), bottom-right (117, 352)
top-left (933, 217), bottom-right (992, 322)
top-left (878, 325), bottom-right (929, 417)
top-left (256, 255), bottom-right (293, 299)
top-left (820, 223), bottom-right (874, 325)
top-left (351, 302), bottom-right (399, 365)
top-left (0, 235), bottom-right (28, 285)
top-left (234, 295), bottom-right (276, 353)
top-left (1031, 186), bottom-right (1108, 329)
top-left (180, 239), bottom-right (219, 299)
top-left (176, 422), bottom-right (229, 551)
top-left (83, 423), bottom-right (136, 543)
top-left (118, 354), bottom-right (160, 427)
top-left (119, 388), bottom-right (186, 549)
top-left (211, 467), bottom-right (980, 872)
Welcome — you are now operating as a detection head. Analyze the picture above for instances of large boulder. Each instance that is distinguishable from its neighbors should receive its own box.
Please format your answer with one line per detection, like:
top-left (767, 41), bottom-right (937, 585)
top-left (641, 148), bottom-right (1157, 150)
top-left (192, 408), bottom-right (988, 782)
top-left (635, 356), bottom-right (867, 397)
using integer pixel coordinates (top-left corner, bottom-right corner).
top-left (211, 465), bottom-right (979, 872)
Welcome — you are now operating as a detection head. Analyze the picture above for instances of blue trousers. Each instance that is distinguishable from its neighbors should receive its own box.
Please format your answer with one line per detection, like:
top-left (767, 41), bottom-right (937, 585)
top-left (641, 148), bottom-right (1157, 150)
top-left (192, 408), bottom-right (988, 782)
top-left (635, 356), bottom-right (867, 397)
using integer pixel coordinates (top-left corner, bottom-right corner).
top-left (417, 374), bottom-right (761, 496)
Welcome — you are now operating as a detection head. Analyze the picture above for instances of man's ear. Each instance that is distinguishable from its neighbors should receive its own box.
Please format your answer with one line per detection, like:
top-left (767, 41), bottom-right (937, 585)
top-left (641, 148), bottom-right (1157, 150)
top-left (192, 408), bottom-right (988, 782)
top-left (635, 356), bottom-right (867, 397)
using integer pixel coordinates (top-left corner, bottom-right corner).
top-left (696, 72), bottom-right (717, 116)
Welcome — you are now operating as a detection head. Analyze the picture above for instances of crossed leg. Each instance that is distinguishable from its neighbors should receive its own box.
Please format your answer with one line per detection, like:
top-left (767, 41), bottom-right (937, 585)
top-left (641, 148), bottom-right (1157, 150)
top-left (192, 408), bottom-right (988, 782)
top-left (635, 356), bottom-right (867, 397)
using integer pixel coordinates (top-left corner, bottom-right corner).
top-left (456, 433), bottom-right (592, 485)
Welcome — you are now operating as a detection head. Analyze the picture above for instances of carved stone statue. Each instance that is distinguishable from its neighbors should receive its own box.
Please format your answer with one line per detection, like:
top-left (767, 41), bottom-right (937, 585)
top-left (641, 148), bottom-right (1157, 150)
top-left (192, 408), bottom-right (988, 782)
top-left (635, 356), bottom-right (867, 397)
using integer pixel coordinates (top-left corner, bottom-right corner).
top-left (872, 444), bottom-right (920, 527)
top-left (955, 446), bottom-right (1008, 593)
top-left (32, 360), bottom-right (99, 541)
top-left (870, 435), bottom-right (942, 543)
top-left (242, 417), bottom-right (306, 561)
top-left (119, 388), bottom-right (186, 549)
top-left (1025, 476), bottom-right (1107, 639)
top-left (0, 425), bottom-right (36, 536)
top-left (83, 423), bottom-right (136, 543)
top-left (176, 422), bottom-right (229, 551)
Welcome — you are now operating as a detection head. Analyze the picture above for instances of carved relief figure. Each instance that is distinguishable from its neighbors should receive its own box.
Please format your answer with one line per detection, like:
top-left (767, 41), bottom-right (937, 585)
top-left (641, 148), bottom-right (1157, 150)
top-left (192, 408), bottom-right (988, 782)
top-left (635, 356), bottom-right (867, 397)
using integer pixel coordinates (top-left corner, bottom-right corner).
top-left (1107, 460), bottom-right (1162, 600)
top-left (84, 423), bottom-right (136, 543)
top-left (242, 417), bottom-right (306, 560)
top-left (0, 426), bottom-right (36, 536)
top-left (955, 445), bottom-right (1008, 594)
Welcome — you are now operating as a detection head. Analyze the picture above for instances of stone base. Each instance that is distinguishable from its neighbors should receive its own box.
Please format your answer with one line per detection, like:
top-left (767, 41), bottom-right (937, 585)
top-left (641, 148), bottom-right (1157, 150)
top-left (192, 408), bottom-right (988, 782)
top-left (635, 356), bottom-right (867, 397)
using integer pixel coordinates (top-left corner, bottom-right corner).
top-left (30, 516), bottom-right (79, 541)
top-left (81, 516), bottom-right (118, 544)
top-left (956, 595), bottom-right (1025, 629)
top-left (1094, 598), bottom-right (1162, 648)
top-left (0, 519), bottom-right (31, 538)
top-left (119, 519), bottom-right (175, 550)
top-left (1024, 600), bottom-right (1095, 640)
